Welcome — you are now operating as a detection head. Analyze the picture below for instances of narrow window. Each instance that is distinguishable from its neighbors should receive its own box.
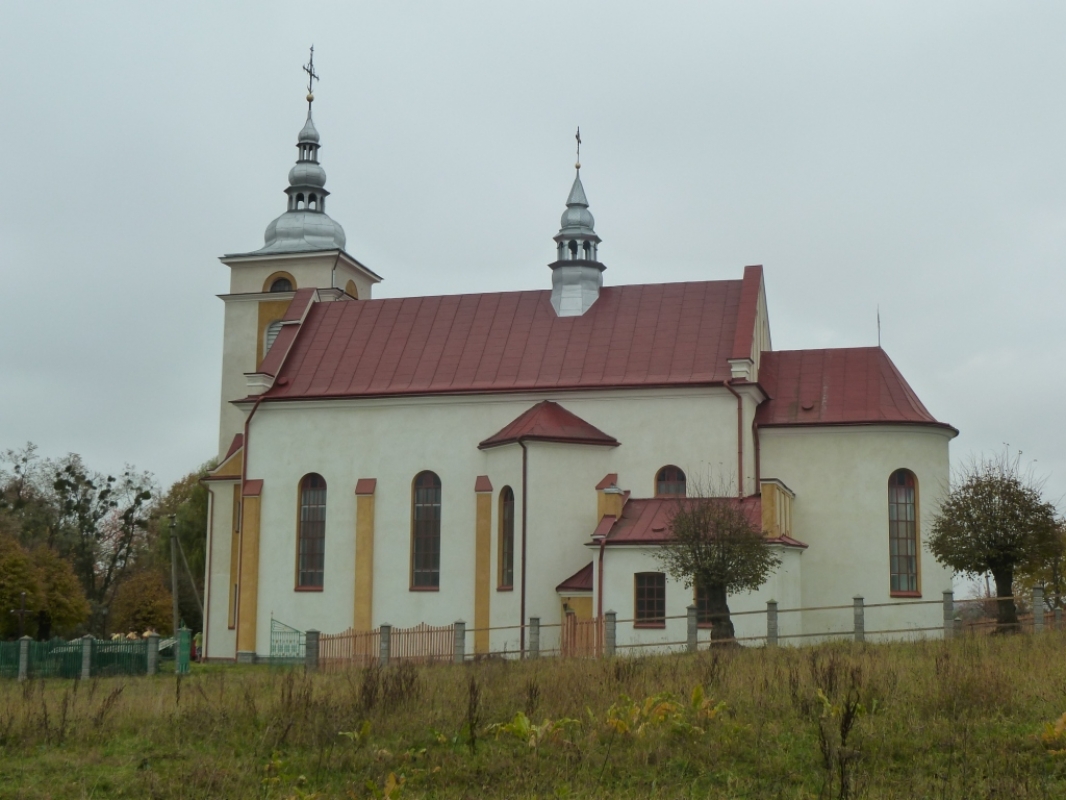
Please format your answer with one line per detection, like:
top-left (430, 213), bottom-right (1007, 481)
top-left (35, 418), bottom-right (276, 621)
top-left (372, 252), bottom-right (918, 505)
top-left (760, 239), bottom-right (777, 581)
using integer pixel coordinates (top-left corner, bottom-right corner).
top-left (634, 572), bottom-right (666, 626)
top-left (656, 465), bottom-right (687, 497)
top-left (264, 320), bottom-right (283, 354)
top-left (297, 473), bottom-right (327, 588)
top-left (498, 486), bottom-right (514, 589)
top-left (411, 471), bottom-right (442, 589)
top-left (888, 469), bottom-right (918, 594)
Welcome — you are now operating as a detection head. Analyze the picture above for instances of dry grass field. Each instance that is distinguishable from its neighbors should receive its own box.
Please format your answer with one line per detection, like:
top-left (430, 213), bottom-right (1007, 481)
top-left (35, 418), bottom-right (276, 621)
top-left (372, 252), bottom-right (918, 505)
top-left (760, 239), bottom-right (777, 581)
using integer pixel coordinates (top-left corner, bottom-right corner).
top-left (2, 633), bottom-right (1066, 799)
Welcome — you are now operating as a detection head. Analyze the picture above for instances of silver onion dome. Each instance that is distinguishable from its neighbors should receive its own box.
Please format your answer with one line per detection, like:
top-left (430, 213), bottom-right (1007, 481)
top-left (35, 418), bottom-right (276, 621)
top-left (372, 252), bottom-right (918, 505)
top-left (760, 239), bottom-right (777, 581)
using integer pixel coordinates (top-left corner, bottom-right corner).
top-left (256, 108), bottom-right (346, 254)
top-left (557, 174), bottom-right (596, 235)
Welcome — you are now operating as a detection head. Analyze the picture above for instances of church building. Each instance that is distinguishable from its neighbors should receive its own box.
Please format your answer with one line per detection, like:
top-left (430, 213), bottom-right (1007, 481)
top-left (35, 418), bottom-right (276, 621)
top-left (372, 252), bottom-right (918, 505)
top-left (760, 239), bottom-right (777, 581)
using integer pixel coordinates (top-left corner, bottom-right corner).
top-left (202, 85), bottom-right (957, 661)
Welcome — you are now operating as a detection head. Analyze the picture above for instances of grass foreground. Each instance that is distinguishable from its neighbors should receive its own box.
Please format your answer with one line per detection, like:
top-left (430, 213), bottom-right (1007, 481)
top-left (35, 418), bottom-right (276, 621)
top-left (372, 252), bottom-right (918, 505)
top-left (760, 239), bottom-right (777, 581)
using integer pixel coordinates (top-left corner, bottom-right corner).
top-left (2, 634), bottom-right (1066, 798)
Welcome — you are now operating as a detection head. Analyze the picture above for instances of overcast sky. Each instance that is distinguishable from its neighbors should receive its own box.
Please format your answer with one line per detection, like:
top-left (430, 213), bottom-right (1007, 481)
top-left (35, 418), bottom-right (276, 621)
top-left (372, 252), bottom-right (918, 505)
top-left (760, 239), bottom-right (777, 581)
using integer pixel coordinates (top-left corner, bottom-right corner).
top-left (1, 2), bottom-right (1064, 507)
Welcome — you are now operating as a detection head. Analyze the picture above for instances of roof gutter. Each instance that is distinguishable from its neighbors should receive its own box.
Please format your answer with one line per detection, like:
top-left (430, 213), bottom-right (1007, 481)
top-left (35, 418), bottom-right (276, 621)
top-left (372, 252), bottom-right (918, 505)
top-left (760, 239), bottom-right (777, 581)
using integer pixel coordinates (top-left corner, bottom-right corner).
top-left (724, 379), bottom-right (744, 498)
top-left (518, 439), bottom-right (529, 657)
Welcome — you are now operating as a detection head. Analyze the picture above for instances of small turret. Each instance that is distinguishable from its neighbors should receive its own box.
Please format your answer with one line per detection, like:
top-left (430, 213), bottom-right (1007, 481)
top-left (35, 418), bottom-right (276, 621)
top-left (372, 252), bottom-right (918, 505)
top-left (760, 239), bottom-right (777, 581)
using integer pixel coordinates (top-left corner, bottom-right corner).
top-left (549, 128), bottom-right (605, 317)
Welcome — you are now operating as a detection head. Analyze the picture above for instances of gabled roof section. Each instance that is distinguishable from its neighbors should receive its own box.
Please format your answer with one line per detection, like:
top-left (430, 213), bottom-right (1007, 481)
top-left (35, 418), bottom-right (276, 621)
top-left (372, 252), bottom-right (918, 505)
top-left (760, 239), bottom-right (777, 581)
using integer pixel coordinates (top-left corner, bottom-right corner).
top-left (204, 434), bottom-right (243, 481)
top-left (556, 562), bottom-right (594, 593)
top-left (479, 400), bottom-right (619, 449)
top-left (756, 347), bottom-right (956, 432)
top-left (730, 265), bottom-right (764, 361)
top-left (601, 496), bottom-right (764, 545)
top-left (252, 279), bottom-right (745, 401)
top-left (257, 288), bottom-right (319, 378)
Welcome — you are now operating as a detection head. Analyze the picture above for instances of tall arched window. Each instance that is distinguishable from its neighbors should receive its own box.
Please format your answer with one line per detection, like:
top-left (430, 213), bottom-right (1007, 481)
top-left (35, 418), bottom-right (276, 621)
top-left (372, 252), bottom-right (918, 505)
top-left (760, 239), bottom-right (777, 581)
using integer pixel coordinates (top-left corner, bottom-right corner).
top-left (498, 486), bottom-right (515, 590)
top-left (297, 473), bottom-right (327, 588)
top-left (411, 471), bottom-right (442, 589)
top-left (888, 469), bottom-right (918, 594)
top-left (656, 466), bottom-right (687, 497)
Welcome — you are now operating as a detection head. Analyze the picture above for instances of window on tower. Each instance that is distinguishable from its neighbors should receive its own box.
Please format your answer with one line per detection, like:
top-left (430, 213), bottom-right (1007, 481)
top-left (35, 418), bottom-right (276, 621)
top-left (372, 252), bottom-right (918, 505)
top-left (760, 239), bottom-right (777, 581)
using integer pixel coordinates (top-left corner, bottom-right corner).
top-left (269, 277), bottom-right (293, 292)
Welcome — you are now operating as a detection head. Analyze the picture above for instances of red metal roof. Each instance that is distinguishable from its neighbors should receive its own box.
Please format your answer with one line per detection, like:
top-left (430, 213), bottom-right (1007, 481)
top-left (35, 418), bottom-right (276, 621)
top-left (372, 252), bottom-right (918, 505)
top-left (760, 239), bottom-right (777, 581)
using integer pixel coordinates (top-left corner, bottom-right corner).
top-left (478, 400), bottom-right (620, 449)
top-left (730, 266), bottom-right (763, 360)
top-left (556, 561), bottom-right (594, 593)
top-left (601, 496), bottom-right (764, 544)
top-left (474, 475), bottom-right (493, 492)
top-left (756, 348), bottom-right (955, 431)
top-left (258, 279), bottom-right (747, 400)
top-left (354, 478), bottom-right (377, 495)
top-left (222, 433), bottom-right (244, 462)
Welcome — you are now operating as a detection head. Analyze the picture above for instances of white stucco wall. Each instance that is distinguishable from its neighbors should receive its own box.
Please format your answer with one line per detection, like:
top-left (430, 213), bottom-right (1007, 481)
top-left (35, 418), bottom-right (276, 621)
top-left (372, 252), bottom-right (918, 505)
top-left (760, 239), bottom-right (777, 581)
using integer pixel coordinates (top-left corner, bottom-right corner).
top-left (203, 481), bottom-right (238, 660)
top-left (759, 424), bottom-right (955, 638)
top-left (219, 387), bottom-right (747, 657)
top-left (596, 544), bottom-right (803, 651)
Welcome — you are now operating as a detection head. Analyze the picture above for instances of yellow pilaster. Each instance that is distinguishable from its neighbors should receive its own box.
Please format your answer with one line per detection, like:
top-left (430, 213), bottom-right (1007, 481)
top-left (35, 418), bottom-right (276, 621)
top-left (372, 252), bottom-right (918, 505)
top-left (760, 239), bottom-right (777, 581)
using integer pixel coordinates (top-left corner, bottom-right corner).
top-left (236, 484), bottom-right (262, 656)
top-left (474, 476), bottom-right (493, 654)
top-left (354, 479), bottom-right (377, 631)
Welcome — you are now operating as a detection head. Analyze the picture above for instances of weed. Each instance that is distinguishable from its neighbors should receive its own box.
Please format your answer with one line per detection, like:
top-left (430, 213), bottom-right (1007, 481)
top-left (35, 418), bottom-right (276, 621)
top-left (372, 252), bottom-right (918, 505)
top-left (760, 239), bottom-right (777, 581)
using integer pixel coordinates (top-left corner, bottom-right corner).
top-left (524, 676), bottom-right (540, 719)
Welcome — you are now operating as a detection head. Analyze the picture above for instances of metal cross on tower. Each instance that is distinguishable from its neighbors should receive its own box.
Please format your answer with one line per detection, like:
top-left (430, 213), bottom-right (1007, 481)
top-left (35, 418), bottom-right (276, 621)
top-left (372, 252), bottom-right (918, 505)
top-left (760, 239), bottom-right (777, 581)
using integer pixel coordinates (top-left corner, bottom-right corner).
top-left (575, 126), bottom-right (582, 171)
top-left (303, 45), bottom-right (319, 109)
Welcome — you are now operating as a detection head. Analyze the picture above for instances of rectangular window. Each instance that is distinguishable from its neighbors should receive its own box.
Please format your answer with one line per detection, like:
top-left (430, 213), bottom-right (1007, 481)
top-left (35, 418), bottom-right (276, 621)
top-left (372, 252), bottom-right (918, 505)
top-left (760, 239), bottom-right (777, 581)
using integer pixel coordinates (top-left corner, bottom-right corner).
top-left (634, 572), bottom-right (666, 627)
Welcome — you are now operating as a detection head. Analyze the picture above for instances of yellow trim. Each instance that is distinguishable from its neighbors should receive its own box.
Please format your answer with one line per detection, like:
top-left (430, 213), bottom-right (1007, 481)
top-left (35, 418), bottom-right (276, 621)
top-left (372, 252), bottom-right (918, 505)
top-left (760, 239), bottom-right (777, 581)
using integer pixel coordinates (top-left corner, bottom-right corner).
top-left (474, 491), bottom-right (492, 653)
top-left (344, 280), bottom-right (359, 299)
top-left (354, 493), bottom-right (376, 630)
top-left (228, 484), bottom-right (240, 629)
top-left (560, 596), bottom-right (592, 622)
top-left (597, 489), bottom-right (624, 520)
top-left (236, 493), bottom-right (261, 654)
top-left (256, 299), bottom-right (292, 366)
top-left (262, 271), bottom-right (297, 293)
top-left (212, 448), bottom-right (243, 479)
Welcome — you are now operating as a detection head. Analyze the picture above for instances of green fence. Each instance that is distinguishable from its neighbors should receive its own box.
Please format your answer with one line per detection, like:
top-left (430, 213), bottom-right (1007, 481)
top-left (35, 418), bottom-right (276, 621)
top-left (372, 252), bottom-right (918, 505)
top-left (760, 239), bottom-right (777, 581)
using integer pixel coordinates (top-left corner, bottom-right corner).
top-left (0, 637), bottom-right (149, 679)
top-left (270, 618), bottom-right (305, 661)
top-left (176, 629), bottom-right (190, 675)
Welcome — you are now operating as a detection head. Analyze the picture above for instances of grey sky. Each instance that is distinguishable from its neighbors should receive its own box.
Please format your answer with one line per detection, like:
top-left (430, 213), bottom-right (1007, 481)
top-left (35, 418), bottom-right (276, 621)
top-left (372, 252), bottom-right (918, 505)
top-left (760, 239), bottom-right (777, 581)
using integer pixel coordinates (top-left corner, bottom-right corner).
top-left (1, 2), bottom-right (1063, 507)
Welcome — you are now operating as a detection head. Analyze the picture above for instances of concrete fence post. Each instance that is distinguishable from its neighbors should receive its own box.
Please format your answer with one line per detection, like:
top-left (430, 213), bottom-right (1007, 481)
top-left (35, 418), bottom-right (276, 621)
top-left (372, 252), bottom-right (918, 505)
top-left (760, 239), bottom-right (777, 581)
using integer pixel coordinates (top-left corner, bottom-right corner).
top-left (529, 617), bottom-right (540, 658)
top-left (766, 600), bottom-right (779, 647)
top-left (1033, 587), bottom-right (1045, 633)
top-left (305, 629), bottom-right (320, 672)
top-left (605, 610), bottom-right (616, 658)
top-left (942, 590), bottom-right (954, 640)
top-left (18, 636), bottom-right (31, 682)
top-left (454, 621), bottom-right (466, 664)
top-left (379, 624), bottom-right (391, 667)
top-left (146, 633), bottom-right (160, 676)
top-left (853, 596), bottom-right (865, 643)
top-left (686, 605), bottom-right (698, 653)
top-left (80, 634), bottom-right (93, 680)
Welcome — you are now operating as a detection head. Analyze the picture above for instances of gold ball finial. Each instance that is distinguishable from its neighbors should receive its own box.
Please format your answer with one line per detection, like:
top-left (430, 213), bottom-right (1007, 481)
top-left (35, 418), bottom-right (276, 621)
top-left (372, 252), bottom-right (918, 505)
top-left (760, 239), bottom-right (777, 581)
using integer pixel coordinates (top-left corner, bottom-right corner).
top-left (307, 92), bottom-right (314, 103)
top-left (575, 161), bottom-right (581, 170)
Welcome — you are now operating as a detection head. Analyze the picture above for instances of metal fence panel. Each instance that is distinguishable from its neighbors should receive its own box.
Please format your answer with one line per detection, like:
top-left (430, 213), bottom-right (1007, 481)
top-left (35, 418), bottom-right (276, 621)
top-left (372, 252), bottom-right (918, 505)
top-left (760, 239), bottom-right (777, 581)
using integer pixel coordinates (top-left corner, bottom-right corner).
top-left (270, 618), bottom-right (306, 660)
top-left (91, 639), bottom-right (148, 677)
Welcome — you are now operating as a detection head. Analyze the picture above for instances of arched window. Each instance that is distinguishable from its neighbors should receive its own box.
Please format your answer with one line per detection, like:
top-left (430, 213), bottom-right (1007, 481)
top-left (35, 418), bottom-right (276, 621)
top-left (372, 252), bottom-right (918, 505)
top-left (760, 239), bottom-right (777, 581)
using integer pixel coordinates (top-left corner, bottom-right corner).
top-left (411, 471), bottom-right (442, 589)
top-left (309, 193), bottom-right (318, 210)
top-left (656, 466), bottom-right (686, 497)
top-left (269, 277), bottom-right (293, 292)
top-left (344, 280), bottom-right (359, 299)
top-left (498, 487), bottom-right (514, 590)
top-left (568, 240), bottom-right (578, 258)
top-left (264, 320), bottom-right (283, 354)
top-left (297, 473), bottom-right (327, 588)
top-left (888, 469), bottom-right (918, 594)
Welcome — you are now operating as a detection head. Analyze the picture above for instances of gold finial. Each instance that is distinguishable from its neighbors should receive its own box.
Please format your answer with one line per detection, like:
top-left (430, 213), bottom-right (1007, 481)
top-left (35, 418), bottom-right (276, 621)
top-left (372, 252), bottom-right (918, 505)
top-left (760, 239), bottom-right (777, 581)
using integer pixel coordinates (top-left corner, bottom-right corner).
top-left (575, 126), bottom-right (582, 170)
top-left (303, 45), bottom-right (319, 109)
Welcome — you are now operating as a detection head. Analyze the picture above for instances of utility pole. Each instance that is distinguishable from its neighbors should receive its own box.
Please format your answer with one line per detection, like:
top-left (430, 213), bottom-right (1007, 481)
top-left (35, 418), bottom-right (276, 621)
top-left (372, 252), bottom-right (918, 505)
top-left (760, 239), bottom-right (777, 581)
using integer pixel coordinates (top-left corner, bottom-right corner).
top-left (10, 591), bottom-right (29, 639)
top-left (169, 514), bottom-right (180, 637)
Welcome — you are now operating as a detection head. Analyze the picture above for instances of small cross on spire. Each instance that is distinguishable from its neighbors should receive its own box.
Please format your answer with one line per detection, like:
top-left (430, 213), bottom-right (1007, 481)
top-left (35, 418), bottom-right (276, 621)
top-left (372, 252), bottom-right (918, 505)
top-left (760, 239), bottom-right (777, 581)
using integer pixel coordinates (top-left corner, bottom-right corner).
top-left (575, 126), bottom-right (582, 171)
top-left (303, 46), bottom-right (319, 109)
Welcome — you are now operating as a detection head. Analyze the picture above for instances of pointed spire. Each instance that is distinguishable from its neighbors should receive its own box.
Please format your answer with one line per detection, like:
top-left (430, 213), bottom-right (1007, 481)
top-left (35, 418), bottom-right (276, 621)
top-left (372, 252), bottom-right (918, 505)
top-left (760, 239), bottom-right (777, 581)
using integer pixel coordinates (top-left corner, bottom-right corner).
top-left (257, 51), bottom-right (346, 254)
top-left (549, 128), bottom-right (604, 317)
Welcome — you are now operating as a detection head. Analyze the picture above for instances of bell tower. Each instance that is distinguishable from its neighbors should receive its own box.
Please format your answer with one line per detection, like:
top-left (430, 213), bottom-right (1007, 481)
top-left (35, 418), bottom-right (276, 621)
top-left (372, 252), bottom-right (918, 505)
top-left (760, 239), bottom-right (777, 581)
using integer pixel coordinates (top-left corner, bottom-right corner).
top-left (214, 49), bottom-right (381, 456)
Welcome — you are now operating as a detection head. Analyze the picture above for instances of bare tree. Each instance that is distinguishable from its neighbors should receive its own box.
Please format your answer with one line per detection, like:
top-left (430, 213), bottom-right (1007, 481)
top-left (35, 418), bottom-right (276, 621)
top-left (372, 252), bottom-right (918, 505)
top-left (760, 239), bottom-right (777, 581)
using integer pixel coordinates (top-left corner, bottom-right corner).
top-left (656, 479), bottom-right (781, 644)
top-left (928, 451), bottom-right (1060, 632)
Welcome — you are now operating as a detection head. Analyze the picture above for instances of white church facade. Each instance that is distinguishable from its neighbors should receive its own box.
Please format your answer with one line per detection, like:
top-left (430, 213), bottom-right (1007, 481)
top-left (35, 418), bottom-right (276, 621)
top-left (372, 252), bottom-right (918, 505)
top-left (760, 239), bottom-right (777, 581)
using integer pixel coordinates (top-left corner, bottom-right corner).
top-left (201, 92), bottom-right (957, 661)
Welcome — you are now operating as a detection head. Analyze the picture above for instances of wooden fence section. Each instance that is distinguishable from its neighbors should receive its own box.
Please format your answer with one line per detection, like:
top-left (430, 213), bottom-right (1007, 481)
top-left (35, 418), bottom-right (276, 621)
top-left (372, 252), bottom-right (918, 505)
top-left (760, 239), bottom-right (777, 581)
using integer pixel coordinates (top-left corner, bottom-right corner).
top-left (319, 622), bottom-right (455, 669)
top-left (392, 622), bottom-right (454, 663)
top-left (319, 628), bottom-right (380, 671)
top-left (561, 614), bottom-right (603, 658)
